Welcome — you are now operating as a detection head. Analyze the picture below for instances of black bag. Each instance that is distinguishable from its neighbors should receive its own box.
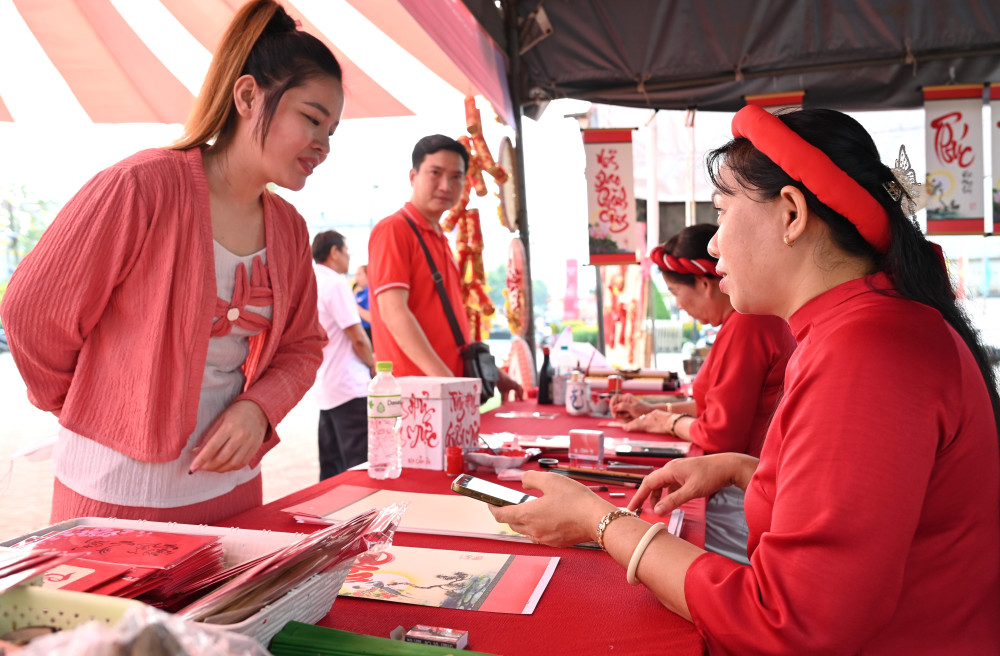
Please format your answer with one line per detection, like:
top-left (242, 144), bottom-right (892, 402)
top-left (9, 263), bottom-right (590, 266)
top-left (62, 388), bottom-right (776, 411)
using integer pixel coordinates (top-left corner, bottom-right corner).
top-left (404, 216), bottom-right (498, 404)
top-left (462, 341), bottom-right (500, 404)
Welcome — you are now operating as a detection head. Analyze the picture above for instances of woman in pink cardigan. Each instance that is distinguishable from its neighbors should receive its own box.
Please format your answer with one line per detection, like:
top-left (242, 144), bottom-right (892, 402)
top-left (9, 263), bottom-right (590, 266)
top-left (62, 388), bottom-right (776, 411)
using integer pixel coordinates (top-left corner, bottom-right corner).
top-left (0, 0), bottom-right (340, 524)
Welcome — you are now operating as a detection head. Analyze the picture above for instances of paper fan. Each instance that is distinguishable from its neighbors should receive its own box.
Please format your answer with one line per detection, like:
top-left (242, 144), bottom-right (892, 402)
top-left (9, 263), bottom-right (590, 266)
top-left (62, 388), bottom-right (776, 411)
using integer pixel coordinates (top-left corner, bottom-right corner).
top-left (498, 137), bottom-right (518, 232)
top-left (505, 237), bottom-right (527, 337)
top-left (507, 334), bottom-right (536, 389)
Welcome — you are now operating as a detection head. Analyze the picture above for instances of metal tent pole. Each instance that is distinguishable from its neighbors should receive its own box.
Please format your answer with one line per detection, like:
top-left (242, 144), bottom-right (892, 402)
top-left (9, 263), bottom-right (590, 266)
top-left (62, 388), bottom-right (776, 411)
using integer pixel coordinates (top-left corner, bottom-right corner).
top-left (502, 0), bottom-right (536, 360)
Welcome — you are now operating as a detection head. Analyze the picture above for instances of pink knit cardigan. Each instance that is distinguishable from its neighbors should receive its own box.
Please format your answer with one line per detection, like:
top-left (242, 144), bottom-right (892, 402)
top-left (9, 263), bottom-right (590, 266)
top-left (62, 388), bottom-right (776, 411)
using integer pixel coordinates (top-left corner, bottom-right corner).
top-left (0, 148), bottom-right (326, 464)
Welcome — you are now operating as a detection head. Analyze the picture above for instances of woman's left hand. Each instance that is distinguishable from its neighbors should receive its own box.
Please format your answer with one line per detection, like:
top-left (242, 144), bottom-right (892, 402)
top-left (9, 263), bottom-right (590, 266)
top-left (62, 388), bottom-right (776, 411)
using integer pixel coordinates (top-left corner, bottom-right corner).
top-left (610, 393), bottom-right (651, 421)
top-left (622, 409), bottom-right (672, 433)
top-left (190, 400), bottom-right (268, 473)
top-left (488, 471), bottom-right (617, 547)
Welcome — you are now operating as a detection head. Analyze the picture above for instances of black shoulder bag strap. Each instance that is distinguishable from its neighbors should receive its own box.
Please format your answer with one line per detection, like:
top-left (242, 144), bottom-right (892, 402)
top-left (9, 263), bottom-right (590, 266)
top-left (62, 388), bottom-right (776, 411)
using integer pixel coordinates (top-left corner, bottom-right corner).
top-left (402, 214), bottom-right (467, 351)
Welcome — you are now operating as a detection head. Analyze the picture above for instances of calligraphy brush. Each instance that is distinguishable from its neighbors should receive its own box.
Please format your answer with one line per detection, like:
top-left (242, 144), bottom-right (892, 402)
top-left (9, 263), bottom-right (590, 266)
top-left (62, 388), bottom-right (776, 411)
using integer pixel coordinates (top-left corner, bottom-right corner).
top-left (550, 469), bottom-right (641, 489)
top-left (540, 462), bottom-right (647, 481)
top-left (478, 435), bottom-right (499, 456)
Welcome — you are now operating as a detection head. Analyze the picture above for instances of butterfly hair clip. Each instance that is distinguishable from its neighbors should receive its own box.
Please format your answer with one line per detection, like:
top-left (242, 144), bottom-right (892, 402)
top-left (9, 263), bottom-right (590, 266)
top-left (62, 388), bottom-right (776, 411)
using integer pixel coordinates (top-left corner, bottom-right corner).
top-left (883, 145), bottom-right (921, 217)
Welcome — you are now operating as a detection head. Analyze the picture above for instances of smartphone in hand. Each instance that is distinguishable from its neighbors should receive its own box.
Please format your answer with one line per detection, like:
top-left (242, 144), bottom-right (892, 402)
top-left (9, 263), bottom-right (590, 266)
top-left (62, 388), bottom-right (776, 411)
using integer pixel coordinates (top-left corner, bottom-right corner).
top-left (451, 474), bottom-right (537, 506)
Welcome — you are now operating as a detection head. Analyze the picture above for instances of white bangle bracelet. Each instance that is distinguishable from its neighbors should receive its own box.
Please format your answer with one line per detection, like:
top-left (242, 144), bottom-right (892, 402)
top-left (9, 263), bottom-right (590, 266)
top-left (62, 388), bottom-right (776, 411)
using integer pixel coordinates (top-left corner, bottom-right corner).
top-left (626, 522), bottom-right (666, 585)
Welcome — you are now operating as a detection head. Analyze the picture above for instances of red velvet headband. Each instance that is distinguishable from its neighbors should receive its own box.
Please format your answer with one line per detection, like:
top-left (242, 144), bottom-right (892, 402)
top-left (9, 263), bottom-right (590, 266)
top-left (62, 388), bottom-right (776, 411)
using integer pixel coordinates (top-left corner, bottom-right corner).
top-left (649, 246), bottom-right (719, 278)
top-left (730, 105), bottom-right (890, 253)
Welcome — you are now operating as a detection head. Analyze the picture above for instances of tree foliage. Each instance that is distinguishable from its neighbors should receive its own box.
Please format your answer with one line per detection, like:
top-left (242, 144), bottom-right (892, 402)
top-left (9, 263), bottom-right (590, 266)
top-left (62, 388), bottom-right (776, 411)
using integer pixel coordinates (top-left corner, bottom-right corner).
top-left (2, 184), bottom-right (58, 283)
top-left (485, 263), bottom-right (550, 318)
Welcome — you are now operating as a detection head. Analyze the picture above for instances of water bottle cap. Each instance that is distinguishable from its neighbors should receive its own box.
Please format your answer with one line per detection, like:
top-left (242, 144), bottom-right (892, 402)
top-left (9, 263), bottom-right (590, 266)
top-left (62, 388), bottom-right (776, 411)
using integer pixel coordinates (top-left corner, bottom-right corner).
top-left (375, 361), bottom-right (393, 372)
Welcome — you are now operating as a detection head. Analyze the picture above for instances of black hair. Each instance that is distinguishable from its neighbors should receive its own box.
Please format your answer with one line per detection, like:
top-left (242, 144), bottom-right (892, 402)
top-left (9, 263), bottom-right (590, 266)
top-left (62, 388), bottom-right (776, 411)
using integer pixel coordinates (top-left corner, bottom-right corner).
top-left (660, 223), bottom-right (719, 287)
top-left (707, 108), bottom-right (1000, 440)
top-left (411, 134), bottom-right (469, 172)
top-left (172, 0), bottom-right (342, 152)
top-left (312, 230), bottom-right (345, 263)
top-left (247, 11), bottom-right (342, 148)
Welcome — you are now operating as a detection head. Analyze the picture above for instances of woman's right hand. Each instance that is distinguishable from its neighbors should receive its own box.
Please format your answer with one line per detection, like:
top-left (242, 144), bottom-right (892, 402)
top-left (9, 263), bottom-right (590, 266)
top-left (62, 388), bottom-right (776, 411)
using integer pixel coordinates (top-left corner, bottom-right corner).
top-left (488, 471), bottom-right (616, 547)
top-left (190, 400), bottom-right (268, 473)
top-left (610, 393), bottom-right (652, 421)
top-left (627, 453), bottom-right (756, 515)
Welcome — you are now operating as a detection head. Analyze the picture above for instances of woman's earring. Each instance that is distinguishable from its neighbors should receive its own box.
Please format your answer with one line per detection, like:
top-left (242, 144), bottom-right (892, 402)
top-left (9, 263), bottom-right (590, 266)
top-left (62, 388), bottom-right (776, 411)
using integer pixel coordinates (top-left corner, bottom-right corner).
top-left (783, 235), bottom-right (794, 247)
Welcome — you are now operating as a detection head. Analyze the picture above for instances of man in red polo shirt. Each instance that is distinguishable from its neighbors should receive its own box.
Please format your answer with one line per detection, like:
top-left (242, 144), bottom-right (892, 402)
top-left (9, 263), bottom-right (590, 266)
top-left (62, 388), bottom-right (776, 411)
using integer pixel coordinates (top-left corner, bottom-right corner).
top-left (368, 134), bottom-right (521, 399)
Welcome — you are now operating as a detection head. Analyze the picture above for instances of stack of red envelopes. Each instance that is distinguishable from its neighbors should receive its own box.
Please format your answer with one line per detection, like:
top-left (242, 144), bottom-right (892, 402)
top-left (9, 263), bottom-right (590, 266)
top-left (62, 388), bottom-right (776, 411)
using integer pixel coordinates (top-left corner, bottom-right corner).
top-left (179, 503), bottom-right (404, 625)
top-left (0, 547), bottom-right (79, 594)
top-left (11, 526), bottom-right (224, 607)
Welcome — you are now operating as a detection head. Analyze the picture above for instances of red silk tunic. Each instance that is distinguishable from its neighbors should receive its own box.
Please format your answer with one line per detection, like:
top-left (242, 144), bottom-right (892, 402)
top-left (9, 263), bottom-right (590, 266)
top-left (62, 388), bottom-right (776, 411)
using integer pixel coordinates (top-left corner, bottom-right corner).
top-left (685, 273), bottom-right (1000, 654)
top-left (690, 312), bottom-right (795, 457)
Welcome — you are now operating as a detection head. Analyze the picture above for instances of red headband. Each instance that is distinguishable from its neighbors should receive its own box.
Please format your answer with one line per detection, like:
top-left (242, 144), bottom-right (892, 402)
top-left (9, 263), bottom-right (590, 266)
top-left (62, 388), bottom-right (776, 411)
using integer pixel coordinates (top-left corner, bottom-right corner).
top-left (649, 246), bottom-right (719, 278)
top-left (731, 105), bottom-right (890, 253)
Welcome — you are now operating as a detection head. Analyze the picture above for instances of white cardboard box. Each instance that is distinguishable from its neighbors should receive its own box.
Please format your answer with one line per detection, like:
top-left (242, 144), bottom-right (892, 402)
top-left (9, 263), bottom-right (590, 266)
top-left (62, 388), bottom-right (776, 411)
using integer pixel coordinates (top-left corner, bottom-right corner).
top-left (397, 376), bottom-right (481, 470)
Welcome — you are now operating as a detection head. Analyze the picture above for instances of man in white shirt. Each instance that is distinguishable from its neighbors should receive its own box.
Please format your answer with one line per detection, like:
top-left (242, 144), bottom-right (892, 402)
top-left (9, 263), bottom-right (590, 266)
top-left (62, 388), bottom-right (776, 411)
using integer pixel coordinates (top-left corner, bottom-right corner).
top-left (312, 231), bottom-right (375, 479)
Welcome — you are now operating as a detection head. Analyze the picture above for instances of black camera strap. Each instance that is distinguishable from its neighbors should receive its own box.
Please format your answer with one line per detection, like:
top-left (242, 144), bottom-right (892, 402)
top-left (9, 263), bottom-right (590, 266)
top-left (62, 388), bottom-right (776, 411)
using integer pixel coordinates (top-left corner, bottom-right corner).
top-left (402, 213), bottom-right (468, 350)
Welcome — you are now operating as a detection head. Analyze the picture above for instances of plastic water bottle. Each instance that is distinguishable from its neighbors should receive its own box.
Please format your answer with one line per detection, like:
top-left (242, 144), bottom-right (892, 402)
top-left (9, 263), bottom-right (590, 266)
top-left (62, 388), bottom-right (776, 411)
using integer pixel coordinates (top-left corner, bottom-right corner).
top-left (367, 361), bottom-right (402, 480)
top-left (552, 345), bottom-right (571, 405)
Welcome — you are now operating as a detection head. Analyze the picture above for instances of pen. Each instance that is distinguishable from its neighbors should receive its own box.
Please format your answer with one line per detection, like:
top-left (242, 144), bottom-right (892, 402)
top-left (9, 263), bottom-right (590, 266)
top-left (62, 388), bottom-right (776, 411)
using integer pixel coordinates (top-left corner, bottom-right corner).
top-left (608, 461), bottom-right (655, 470)
top-left (548, 464), bottom-right (647, 481)
top-left (551, 469), bottom-right (641, 488)
top-left (615, 445), bottom-right (685, 458)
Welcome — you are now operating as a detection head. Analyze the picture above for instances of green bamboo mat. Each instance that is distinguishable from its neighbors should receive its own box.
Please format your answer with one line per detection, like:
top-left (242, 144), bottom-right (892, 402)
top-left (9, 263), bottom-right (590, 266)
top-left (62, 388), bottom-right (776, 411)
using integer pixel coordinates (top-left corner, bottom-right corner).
top-left (269, 621), bottom-right (499, 656)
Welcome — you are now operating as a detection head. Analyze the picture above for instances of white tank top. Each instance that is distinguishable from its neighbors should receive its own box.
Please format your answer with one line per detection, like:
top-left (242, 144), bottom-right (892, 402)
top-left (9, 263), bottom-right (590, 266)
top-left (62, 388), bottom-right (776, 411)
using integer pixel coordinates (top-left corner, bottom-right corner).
top-left (55, 241), bottom-right (273, 507)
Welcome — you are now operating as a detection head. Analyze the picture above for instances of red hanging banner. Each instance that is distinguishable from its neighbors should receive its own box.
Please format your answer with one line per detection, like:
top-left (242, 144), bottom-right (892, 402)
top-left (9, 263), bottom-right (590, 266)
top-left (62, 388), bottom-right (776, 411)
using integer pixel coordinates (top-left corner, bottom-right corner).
top-left (923, 84), bottom-right (985, 235)
top-left (990, 84), bottom-right (1000, 230)
top-left (583, 128), bottom-right (638, 265)
top-left (744, 90), bottom-right (804, 113)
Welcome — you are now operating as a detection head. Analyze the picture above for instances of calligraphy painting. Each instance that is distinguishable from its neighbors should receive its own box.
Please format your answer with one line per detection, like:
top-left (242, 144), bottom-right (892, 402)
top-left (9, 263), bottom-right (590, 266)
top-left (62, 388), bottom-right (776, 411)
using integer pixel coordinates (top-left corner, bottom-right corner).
top-left (583, 129), bottom-right (638, 265)
top-left (339, 545), bottom-right (559, 614)
top-left (923, 85), bottom-right (985, 235)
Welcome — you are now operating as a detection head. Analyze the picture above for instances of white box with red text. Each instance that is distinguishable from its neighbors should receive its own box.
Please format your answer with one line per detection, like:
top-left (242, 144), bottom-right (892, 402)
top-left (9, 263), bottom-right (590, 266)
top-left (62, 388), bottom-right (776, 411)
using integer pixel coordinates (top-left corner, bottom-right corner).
top-left (396, 376), bottom-right (481, 470)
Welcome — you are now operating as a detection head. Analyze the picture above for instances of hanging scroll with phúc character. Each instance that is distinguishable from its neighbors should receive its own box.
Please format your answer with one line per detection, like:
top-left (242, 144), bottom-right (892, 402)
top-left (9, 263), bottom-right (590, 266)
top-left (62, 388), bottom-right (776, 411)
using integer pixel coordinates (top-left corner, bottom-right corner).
top-left (923, 84), bottom-right (985, 236)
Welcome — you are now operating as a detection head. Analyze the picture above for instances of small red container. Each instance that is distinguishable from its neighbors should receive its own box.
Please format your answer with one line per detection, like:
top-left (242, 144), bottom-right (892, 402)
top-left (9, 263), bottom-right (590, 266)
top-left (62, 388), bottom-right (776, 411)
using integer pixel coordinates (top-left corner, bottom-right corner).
top-left (445, 446), bottom-right (464, 476)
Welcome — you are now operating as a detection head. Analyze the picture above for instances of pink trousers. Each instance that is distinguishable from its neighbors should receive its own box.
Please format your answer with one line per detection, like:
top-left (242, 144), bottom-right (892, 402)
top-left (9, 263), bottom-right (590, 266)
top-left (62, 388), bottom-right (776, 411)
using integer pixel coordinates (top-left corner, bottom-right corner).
top-left (51, 475), bottom-right (263, 525)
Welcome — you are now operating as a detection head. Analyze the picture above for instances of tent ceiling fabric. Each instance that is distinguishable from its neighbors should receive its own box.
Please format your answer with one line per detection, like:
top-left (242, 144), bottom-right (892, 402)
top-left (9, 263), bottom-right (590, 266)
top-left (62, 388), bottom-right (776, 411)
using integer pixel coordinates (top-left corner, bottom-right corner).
top-left (508, 0), bottom-right (1000, 112)
top-left (397, 0), bottom-right (514, 126)
top-left (0, 0), bottom-right (511, 124)
top-left (12, 0), bottom-right (195, 123)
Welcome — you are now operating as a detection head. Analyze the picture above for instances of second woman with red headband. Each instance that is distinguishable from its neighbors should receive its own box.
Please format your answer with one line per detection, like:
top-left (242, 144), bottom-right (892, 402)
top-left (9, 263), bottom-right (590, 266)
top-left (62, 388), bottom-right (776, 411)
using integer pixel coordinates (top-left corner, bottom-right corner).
top-left (490, 106), bottom-right (999, 653)
top-left (610, 223), bottom-right (795, 563)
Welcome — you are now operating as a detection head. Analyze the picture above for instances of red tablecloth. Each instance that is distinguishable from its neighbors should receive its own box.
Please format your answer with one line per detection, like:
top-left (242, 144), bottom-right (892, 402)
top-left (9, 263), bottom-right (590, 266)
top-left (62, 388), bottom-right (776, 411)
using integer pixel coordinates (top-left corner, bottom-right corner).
top-left (481, 400), bottom-right (706, 550)
top-left (218, 402), bottom-right (706, 656)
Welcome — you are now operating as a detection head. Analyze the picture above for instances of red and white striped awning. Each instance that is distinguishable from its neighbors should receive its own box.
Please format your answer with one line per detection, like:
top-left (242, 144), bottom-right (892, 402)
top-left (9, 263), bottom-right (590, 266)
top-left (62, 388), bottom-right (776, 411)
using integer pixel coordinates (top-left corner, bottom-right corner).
top-left (0, 0), bottom-right (513, 125)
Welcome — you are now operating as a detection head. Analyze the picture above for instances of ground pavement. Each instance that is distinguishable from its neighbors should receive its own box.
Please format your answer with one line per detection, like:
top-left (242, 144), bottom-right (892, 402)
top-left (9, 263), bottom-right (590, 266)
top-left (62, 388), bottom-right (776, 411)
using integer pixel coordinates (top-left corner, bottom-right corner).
top-left (0, 351), bottom-right (322, 541)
